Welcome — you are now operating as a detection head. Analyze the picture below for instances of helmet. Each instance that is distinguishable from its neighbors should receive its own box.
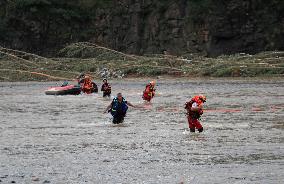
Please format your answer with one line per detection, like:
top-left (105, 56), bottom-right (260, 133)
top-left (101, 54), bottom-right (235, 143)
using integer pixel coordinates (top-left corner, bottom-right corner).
top-left (199, 95), bottom-right (206, 102)
top-left (77, 73), bottom-right (85, 79)
top-left (150, 81), bottom-right (156, 86)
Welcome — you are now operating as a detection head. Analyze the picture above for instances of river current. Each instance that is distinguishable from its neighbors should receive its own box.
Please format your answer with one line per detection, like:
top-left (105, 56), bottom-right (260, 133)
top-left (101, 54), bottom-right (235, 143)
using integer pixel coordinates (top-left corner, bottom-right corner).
top-left (0, 79), bottom-right (283, 183)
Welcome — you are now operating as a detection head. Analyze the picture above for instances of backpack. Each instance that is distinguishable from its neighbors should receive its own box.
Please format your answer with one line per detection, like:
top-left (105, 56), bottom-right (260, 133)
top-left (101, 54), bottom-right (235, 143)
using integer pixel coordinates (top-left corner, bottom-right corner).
top-left (185, 100), bottom-right (203, 119)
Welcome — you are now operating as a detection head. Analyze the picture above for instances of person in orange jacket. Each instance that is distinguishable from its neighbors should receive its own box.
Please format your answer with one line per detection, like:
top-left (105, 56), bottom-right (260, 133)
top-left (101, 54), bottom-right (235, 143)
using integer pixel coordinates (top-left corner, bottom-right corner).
top-left (185, 95), bottom-right (206, 133)
top-left (142, 81), bottom-right (156, 102)
top-left (81, 75), bottom-right (98, 94)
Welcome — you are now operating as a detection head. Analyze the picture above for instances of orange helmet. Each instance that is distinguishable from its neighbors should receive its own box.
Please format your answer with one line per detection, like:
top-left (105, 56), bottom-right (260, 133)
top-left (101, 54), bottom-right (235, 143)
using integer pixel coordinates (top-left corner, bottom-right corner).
top-left (150, 81), bottom-right (156, 86)
top-left (199, 95), bottom-right (206, 102)
top-left (192, 95), bottom-right (206, 105)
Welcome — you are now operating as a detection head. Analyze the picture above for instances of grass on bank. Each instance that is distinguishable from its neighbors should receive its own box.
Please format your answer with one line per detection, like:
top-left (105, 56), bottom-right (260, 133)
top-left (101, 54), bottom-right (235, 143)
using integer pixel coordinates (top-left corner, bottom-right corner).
top-left (0, 42), bottom-right (283, 81)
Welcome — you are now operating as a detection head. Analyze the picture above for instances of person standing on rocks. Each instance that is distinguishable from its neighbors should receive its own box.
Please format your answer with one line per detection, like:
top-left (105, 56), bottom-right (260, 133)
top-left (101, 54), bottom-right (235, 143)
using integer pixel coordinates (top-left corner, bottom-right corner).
top-left (104, 93), bottom-right (136, 124)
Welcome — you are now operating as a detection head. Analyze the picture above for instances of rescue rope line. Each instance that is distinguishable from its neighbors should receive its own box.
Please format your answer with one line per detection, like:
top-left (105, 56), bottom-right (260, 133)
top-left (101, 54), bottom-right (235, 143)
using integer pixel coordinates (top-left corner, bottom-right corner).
top-left (0, 50), bottom-right (40, 67)
top-left (74, 42), bottom-right (138, 61)
top-left (0, 69), bottom-right (71, 80)
top-left (118, 64), bottom-right (183, 71)
top-left (0, 46), bottom-right (47, 60)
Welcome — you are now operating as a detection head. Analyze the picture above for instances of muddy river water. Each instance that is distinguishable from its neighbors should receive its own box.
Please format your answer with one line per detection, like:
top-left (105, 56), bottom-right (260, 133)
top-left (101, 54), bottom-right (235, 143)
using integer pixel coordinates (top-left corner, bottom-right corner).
top-left (0, 79), bottom-right (283, 183)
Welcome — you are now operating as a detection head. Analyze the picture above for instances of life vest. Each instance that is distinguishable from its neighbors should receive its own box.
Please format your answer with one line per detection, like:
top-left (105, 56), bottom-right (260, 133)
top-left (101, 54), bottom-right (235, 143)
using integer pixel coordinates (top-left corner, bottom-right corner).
top-left (83, 78), bottom-right (92, 89)
top-left (82, 78), bottom-right (94, 94)
top-left (143, 84), bottom-right (155, 101)
top-left (185, 97), bottom-right (204, 119)
top-left (102, 83), bottom-right (111, 93)
top-left (111, 97), bottom-right (128, 117)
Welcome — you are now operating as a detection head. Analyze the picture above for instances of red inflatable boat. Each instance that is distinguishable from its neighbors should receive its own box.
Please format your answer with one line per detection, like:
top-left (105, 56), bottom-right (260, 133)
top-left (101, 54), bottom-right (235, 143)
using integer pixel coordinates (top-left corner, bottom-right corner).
top-left (45, 85), bottom-right (81, 95)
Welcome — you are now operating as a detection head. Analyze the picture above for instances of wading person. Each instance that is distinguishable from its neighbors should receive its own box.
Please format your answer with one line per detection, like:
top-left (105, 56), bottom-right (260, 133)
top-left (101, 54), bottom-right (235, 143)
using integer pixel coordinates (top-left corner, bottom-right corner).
top-left (80, 75), bottom-right (98, 94)
top-left (185, 95), bottom-right (206, 132)
top-left (142, 81), bottom-right (156, 102)
top-left (101, 78), bottom-right (111, 97)
top-left (104, 93), bottom-right (136, 124)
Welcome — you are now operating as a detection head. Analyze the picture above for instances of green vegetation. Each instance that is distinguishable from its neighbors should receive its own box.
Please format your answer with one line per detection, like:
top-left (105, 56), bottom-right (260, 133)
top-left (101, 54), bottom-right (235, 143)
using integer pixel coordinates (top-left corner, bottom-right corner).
top-left (0, 43), bottom-right (283, 81)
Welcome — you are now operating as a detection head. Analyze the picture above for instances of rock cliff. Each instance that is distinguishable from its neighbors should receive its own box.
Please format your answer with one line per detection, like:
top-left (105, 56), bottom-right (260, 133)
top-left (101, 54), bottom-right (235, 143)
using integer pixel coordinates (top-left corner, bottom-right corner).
top-left (0, 0), bottom-right (283, 56)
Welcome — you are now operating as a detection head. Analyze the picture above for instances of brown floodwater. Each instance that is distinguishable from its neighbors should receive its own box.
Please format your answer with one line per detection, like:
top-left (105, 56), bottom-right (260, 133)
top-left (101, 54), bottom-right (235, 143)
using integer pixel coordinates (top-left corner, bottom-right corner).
top-left (0, 79), bottom-right (283, 183)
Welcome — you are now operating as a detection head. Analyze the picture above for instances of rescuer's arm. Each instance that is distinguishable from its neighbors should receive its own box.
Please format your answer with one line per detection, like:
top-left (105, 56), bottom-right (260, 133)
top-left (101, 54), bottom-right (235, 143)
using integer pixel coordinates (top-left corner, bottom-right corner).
top-left (104, 103), bottom-right (112, 113)
top-left (126, 102), bottom-right (136, 108)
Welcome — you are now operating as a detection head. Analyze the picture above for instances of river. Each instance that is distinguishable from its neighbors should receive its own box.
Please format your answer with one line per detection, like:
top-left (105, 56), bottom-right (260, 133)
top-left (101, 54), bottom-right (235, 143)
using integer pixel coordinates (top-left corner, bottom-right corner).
top-left (0, 79), bottom-right (283, 183)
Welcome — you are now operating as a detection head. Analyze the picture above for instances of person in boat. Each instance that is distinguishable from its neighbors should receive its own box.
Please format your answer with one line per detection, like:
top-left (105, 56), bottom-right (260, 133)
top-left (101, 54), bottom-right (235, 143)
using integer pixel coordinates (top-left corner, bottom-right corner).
top-left (104, 93), bottom-right (136, 124)
top-left (142, 81), bottom-right (156, 102)
top-left (185, 95), bottom-right (206, 133)
top-left (101, 78), bottom-right (111, 97)
top-left (61, 81), bottom-right (69, 87)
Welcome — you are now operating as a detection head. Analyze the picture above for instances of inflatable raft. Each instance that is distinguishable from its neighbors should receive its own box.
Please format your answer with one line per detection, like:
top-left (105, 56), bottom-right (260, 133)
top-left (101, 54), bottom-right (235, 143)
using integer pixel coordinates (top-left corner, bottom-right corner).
top-left (45, 85), bottom-right (81, 95)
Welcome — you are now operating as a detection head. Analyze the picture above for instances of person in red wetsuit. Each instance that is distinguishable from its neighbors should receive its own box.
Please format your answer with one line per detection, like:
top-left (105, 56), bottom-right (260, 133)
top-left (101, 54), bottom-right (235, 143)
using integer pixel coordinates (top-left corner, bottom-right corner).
top-left (101, 78), bottom-right (111, 97)
top-left (185, 95), bottom-right (206, 133)
top-left (81, 75), bottom-right (98, 94)
top-left (142, 81), bottom-right (156, 102)
top-left (81, 76), bottom-right (93, 94)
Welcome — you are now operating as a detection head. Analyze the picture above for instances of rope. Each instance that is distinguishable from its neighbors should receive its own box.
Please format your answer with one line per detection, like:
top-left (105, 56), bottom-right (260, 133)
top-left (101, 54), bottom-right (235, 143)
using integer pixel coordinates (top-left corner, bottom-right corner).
top-left (0, 69), bottom-right (72, 80)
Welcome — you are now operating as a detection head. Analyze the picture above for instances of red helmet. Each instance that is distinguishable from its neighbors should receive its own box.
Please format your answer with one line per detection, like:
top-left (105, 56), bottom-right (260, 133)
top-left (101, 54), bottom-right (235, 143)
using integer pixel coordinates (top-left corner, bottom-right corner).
top-left (192, 95), bottom-right (206, 105)
top-left (199, 95), bottom-right (206, 102)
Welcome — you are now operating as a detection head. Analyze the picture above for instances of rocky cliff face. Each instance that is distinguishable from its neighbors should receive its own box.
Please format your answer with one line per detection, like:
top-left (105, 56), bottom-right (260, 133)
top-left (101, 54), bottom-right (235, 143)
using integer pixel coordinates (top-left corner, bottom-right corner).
top-left (207, 0), bottom-right (284, 56)
top-left (92, 0), bottom-right (207, 55)
top-left (0, 0), bottom-right (283, 56)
